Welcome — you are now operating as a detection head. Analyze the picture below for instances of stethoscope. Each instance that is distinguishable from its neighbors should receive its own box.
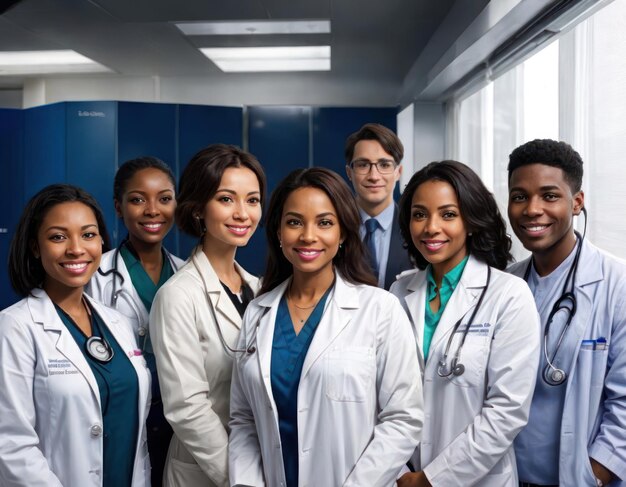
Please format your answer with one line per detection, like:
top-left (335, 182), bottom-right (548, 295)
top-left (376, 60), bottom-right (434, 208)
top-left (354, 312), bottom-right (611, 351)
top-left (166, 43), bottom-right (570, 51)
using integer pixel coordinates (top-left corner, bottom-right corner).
top-left (57, 297), bottom-right (115, 363)
top-left (437, 265), bottom-right (492, 378)
top-left (96, 237), bottom-right (180, 347)
top-left (523, 223), bottom-right (585, 386)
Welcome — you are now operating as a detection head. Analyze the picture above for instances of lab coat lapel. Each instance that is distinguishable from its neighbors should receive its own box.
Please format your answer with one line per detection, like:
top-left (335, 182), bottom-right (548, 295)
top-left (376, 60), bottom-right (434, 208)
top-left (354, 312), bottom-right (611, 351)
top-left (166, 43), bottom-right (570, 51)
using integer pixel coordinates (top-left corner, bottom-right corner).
top-left (193, 248), bottom-right (242, 330)
top-left (404, 271), bottom-right (427, 368)
top-left (28, 288), bottom-right (101, 407)
top-left (255, 280), bottom-right (289, 406)
top-left (301, 275), bottom-right (356, 381)
top-left (428, 256), bottom-right (486, 352)
top-left (562, 241), bottom-right (604, 373)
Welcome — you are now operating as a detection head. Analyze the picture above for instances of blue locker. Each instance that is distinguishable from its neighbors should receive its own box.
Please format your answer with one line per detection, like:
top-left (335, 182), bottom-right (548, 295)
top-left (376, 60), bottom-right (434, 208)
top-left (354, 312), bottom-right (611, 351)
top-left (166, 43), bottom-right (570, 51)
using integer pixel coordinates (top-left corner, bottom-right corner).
top-left (117, 101), bottom-right (178, 253)
top-left (24, 103), bottom-right (67, 196)
top-left (0, 109), bottom-right (24, 308)
top-left (312, 106), bottom-right (398, 181)
top-left (65, 101), bottom-right (118, 246)
top-left (177, 104), bottom-right (244, 260)
top-left (244, 106), bottom-right (311, 276)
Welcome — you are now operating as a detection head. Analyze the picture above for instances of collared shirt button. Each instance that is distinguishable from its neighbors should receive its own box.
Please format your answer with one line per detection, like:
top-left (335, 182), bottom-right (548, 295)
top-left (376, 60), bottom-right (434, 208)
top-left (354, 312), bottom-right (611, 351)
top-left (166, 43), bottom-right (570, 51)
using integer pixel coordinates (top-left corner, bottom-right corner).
top-left (138, 327), bottom-right (147, 337)
top-left (90, 424), bottom-right (103, 437)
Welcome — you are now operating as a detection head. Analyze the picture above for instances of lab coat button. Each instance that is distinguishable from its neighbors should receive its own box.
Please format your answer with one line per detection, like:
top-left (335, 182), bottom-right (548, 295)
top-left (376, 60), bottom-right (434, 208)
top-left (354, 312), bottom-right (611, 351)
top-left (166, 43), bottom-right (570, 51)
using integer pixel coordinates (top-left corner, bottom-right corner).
top-left (138, 327), bottom-right (147, 337)
top-left (90, 424), bottom-right (103, 437)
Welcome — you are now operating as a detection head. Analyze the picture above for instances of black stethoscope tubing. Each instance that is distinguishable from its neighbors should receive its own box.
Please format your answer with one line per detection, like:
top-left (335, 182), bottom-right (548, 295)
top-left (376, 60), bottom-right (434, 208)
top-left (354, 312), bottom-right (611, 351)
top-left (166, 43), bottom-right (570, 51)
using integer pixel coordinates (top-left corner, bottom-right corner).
top-left (524, 230), bottom-right (584, 386)
top-left (96, 237), bottom-right (180, 308)
top-left (437, 265), bottom-right (492, 378)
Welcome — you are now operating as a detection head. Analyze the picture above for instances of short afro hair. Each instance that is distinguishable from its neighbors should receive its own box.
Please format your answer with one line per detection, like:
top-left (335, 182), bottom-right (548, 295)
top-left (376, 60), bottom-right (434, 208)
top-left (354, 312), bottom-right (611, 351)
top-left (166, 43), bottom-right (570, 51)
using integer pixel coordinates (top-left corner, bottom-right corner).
top-left (508, 139), bottom-right (583, 192)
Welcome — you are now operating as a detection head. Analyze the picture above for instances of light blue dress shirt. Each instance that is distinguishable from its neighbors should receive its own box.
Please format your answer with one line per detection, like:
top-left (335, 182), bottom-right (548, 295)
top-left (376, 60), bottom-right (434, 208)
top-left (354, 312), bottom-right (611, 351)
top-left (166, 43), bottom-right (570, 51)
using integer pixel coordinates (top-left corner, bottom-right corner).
top-left (515, 243), bottom-right (579, 484)
top-left (359, 202), bottom-right (395, 288)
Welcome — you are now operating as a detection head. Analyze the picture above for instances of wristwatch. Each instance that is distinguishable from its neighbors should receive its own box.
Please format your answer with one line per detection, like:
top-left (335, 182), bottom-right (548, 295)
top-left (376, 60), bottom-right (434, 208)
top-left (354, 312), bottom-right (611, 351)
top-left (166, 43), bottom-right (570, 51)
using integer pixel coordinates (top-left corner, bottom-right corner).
top-left (595, 477), bottom-right (605, 487)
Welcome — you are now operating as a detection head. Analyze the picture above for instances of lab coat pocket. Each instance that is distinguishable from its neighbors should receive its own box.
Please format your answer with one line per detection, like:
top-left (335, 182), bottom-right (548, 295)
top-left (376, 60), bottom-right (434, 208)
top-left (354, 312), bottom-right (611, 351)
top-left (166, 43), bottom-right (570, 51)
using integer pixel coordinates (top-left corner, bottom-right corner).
top-left (325, 346), bottom-right (374, 402)
top-left (447, 333), bottom-right (488, 388)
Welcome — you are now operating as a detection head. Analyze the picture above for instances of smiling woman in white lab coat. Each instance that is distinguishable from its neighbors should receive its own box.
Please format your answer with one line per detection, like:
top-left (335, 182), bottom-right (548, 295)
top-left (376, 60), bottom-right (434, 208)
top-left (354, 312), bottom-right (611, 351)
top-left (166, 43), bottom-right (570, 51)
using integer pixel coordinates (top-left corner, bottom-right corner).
top-left (0, 184), bottom-right (150, 487)
top-left (149, 144), bottom-right (266, 487)
top-left (229, 167), bottom-right (423, 487)
top-left (87, 156), bottom-right (184, 487)
top-left (390, 161), bottom-right (540, 487)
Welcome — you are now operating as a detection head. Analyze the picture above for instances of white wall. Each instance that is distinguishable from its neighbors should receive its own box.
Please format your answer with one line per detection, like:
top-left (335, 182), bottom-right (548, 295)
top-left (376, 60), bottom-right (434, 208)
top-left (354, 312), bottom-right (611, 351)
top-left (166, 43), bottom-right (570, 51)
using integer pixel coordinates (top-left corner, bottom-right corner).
top-left (19, 73), bottom-right (401, 109)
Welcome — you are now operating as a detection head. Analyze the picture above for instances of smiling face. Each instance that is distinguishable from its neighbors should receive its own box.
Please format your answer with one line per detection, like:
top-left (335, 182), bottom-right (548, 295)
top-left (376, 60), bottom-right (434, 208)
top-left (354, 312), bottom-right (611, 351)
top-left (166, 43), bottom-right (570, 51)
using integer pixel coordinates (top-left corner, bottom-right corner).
top-left (35, 201), bottom-right (103, 296)
top-left (115, 167), bottom-right (176, 249)
top-left (346, 139), bottom-right (402, 216)
top-left (508, 163), bottom-right (584, 269)
top-left (202, 166), bottom-right (262, 252)
top-left (410, 179), bottom-right (468, 277)
top-left (278, 186), bottom-right (343, 279)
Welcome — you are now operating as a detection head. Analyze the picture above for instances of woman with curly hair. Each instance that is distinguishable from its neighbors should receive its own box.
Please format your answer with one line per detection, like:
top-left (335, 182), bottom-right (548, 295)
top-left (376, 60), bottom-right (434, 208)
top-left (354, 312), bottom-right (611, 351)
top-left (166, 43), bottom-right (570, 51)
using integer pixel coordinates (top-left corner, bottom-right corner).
top-left (391, 161), bottom-right (540, 487)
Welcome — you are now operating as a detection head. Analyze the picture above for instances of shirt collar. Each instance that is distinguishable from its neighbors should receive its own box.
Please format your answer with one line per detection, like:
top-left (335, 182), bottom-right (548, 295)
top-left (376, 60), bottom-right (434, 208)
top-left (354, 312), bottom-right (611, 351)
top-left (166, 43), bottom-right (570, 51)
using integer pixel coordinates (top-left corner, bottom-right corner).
top-left (426, 255), bottom-right (469, 299)
top-left (358, 201), bottom-right (395, 231)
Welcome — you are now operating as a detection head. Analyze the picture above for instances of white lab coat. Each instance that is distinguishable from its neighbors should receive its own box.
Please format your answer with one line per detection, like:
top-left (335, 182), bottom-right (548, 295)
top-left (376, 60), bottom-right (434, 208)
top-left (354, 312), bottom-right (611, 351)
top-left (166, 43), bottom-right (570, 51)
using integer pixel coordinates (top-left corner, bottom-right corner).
top-left (0, 288), bottom-right (151, 487)
top-left (150, 246), bottom-right (259, 487)
top-left (87, 247), bottom-right (185, 342)
top-left (390, 255), bottom-right (540, 486)
top-left (509, 240), bottom-right (626, 486)
top-left (228, 272), bottom-right (423, 487)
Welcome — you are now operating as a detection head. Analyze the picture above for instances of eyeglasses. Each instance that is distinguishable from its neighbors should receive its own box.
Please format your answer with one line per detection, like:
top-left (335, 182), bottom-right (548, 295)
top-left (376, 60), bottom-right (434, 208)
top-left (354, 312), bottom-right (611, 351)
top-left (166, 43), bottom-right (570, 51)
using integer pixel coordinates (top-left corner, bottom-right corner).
top-left (349, 158), bottom-right (398, 175)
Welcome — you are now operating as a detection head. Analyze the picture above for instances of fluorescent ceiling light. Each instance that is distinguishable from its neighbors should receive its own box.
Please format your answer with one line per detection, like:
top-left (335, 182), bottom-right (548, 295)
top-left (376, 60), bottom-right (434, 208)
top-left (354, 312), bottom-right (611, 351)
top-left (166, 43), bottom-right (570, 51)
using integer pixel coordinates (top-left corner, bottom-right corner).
top-left (200, 46), bottom-right (331, 72)
top-left (176, 20), bottom-right (330, 36)
top-left (0, 50), bottom-right (109, 75)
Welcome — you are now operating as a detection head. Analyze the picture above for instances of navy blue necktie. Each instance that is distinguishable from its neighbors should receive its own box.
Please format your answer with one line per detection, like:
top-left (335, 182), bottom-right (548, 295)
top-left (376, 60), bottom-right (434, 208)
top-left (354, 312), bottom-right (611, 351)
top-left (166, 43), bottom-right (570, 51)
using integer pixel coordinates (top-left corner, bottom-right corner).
top-left (364, 218), bottom-right (379, 279)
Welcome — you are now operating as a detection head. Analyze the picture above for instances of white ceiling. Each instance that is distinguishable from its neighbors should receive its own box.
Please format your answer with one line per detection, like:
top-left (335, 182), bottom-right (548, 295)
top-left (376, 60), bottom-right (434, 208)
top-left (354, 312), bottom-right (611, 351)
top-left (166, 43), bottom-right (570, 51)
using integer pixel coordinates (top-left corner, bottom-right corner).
top-left (0, 0), bottom-right (456, 94)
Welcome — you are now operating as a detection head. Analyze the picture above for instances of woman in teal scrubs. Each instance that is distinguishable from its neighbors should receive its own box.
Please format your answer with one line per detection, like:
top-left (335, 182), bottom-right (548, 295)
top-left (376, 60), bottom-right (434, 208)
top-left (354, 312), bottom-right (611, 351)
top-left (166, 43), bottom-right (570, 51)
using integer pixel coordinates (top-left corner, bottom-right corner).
top-left (229, 168), bottom-right (423, 487)
top-left (87, 157), bottom-right (184, 487)
top-left (0, 184), bottom-right (150, 486)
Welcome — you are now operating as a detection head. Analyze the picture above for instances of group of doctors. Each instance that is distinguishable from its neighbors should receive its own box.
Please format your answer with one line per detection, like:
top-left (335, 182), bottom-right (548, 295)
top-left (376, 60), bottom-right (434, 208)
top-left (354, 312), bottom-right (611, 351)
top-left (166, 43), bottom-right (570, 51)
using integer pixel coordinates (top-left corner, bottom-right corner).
top-left (0, 127), bottom-right (623, 487)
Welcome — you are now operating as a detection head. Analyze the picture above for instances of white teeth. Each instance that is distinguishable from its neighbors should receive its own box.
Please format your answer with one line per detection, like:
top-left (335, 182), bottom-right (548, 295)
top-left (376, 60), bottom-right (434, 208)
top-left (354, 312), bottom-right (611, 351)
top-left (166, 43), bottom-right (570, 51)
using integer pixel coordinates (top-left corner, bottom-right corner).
top-left (62, 263), bottom-right (87, 270)
top-left (143, 223), bottom-right (162, 229)
top-left (298, 250), bottom-right (320, 255)
top-left (228, 226), bottom-right (248, 234)
top-left (527, 225), bottom-right (547, 232)
top-left (424, 242), bottom-right (445, 250)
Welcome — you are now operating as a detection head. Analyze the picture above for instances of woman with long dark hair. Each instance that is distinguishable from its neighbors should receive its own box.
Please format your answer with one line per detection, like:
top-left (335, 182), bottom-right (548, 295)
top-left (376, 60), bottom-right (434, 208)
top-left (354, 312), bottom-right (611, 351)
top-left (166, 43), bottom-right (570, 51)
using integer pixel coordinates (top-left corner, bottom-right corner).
top-left (391, 161), bottom-right (540, 487)
top-left (229, 167), bottom-right (422, 487)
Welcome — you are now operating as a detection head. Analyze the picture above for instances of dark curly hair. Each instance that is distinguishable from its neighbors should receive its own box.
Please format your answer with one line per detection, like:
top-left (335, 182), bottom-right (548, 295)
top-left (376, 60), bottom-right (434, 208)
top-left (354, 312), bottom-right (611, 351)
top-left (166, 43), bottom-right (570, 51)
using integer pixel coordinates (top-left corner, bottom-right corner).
top-left (398, 161), bottom-right (512, 270)
top-left (9, 184), bottom-right (111, 296)
top-left (260, 167), bottom-right (377, 295)
top-left (508, 139), bottom-right (583, 192)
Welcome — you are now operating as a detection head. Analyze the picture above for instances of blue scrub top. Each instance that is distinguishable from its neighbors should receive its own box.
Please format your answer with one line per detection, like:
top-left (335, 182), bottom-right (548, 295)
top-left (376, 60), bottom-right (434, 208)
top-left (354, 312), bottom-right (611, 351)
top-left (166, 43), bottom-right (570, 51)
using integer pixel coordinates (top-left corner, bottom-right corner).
top-left (57, 304), bottom-right (139, 487)
top-left (270, 287), bottom-right (332, 487)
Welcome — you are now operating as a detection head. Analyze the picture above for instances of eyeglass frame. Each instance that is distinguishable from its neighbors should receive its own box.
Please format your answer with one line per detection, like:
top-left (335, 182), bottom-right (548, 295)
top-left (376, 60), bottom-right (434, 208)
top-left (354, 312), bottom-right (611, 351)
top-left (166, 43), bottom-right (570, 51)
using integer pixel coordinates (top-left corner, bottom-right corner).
top-left (348, 158), bottom-right (399, 175)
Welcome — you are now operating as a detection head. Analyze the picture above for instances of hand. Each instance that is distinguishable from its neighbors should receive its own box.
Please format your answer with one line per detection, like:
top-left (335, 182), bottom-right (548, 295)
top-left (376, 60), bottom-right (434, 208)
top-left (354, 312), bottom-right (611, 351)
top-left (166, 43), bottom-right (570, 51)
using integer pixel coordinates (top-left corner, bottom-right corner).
top-left (397, 471), bottom-right (432, 487)
top-left (590, 458), bottom-right (615, 486)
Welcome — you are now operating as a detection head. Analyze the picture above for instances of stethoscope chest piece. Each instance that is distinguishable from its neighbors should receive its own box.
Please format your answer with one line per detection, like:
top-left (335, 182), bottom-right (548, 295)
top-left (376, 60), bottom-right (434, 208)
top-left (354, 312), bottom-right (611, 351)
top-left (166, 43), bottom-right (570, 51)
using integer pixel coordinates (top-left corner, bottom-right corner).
top-left (86, 336), bottom-right (114, 363)
top-left (544, 364), bottom-right (566, 385)
top-left (452, 361), bottom-right (465, 376)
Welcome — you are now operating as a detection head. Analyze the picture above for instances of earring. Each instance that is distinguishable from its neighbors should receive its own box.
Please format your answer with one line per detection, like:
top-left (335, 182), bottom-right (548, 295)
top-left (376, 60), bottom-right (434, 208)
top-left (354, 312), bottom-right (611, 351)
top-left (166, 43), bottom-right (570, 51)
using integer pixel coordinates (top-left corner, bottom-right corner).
top-left (279, 241), bottom-right (283, 248)
top-left (468, 232), bottom-right (473, 236)
top-left (339, 243), bottom-right (343, 249)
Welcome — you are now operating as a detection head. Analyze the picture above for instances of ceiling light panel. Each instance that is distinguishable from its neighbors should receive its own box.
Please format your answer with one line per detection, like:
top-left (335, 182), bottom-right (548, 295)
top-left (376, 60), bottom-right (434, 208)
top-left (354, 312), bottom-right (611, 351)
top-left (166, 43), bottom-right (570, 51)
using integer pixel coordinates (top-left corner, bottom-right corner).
top-left (200, 46), bottom-right (331, 72)
top-left (176, 20), bottom-right (331, 36)
top-left (0, 50), bottom-right (109, 75)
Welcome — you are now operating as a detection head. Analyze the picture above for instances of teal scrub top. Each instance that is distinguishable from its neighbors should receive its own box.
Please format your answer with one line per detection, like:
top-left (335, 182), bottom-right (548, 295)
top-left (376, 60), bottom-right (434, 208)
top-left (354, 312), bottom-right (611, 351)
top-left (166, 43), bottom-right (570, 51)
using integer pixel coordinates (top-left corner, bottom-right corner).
top-left (270, 287), bottom-right (332, 487)
top-left (424, 256), bottom-right (469, 360)
top-left (120, 243), bottom-right (174, 399)
top-left (56, 304), bottom-right (139, 487)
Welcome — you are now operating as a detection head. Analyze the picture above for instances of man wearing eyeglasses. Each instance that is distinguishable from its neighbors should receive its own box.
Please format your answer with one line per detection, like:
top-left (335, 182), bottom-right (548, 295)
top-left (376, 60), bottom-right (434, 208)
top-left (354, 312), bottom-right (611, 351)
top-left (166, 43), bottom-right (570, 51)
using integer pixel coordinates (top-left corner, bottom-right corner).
top-left (345, 123), bottom-right (413, 289)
